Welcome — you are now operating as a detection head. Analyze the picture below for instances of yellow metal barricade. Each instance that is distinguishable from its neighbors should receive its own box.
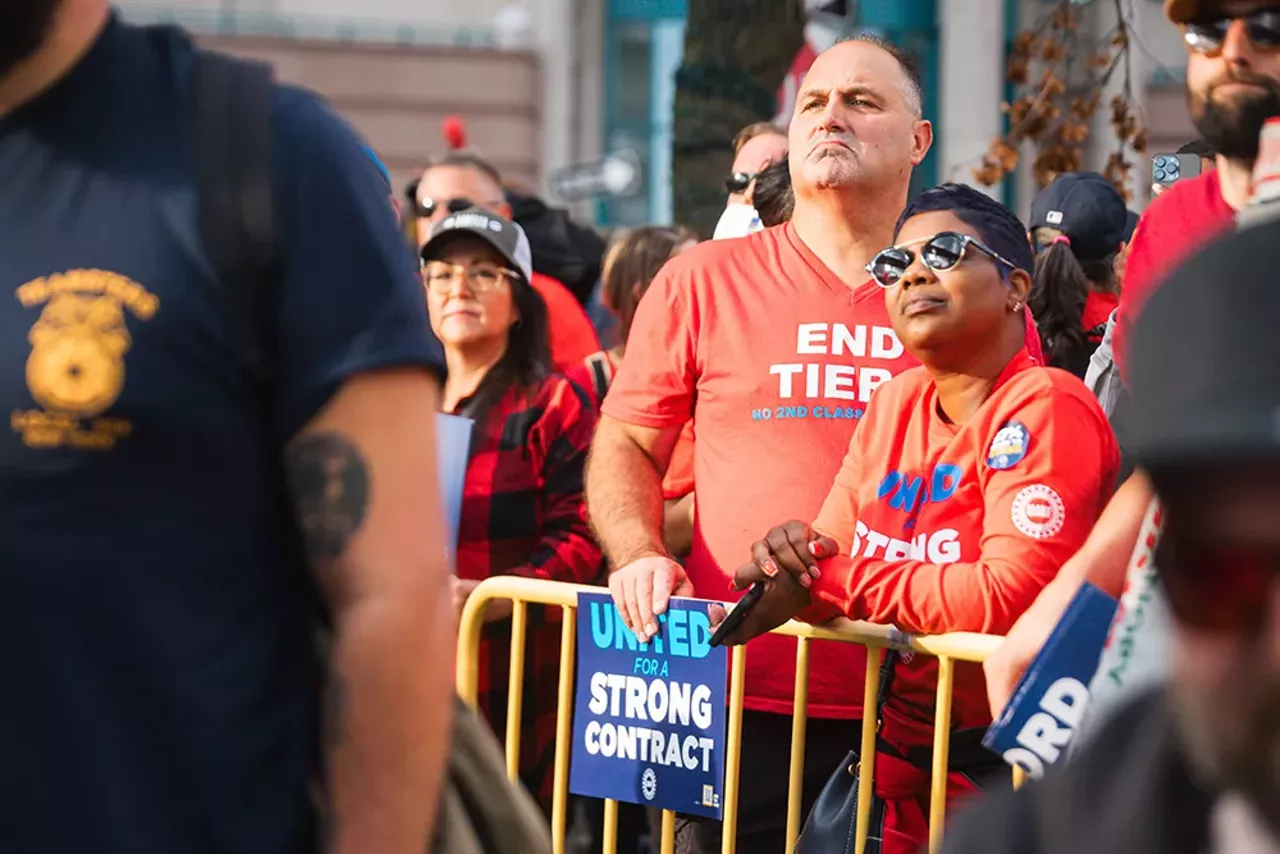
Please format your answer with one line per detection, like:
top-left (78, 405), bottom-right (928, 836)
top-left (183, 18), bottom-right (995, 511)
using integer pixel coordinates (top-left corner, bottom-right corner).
top-left (456, 577), bottom-right (1009, 854)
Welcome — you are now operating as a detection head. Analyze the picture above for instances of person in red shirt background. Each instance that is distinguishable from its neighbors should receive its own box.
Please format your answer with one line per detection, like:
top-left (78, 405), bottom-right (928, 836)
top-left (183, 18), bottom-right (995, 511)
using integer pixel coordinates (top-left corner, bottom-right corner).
top-left (984, 0), bottom-right (1280, 720)
top-left (1026, 172), bottom-right (1128, 377)
top-left (712, 185), bottom-right (1117, 854)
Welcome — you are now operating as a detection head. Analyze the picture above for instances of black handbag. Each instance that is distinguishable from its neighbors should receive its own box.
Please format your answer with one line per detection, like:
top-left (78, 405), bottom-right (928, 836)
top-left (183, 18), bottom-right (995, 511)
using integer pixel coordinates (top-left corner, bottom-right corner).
top-left (795, 651), bottom-right (899, 854)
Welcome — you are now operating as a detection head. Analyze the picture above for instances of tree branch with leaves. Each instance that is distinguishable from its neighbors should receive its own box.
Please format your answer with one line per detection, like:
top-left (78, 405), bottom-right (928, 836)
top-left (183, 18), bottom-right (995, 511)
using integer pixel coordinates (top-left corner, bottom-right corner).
top-left (974, 0), bottom-right (1147, 201)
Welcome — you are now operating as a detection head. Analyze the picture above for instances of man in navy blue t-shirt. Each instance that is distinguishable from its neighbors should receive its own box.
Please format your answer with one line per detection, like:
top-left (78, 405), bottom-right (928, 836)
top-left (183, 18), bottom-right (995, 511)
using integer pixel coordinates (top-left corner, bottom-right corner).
top-left (0, 2), bottom-right (455, 852)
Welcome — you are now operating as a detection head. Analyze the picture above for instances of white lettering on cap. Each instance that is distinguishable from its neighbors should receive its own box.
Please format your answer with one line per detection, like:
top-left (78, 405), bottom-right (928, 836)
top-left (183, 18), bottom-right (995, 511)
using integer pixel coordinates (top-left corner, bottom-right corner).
top-left (1046, 211), bottom-right (1064, 225)
top-left (446, 212), bottom-right (499, 231)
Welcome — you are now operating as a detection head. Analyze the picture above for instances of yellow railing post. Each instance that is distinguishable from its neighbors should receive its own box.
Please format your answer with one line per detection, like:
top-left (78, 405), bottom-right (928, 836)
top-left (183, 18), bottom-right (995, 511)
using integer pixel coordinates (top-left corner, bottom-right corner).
top-left (551, 606), bottom-right (577, 854)
top-left (720, 645), bottom-right (747, 854)
top-left (504, 601), bottom-right (529, 782)
top-left (602, 799), bottom-right (618, 854)
top-left (928, 657), bottom-right (956, 854)
top-left (853, 646), bottom-right (883, 854)
top-left (660, 809), bottom-right (676, 854)
top-left (785, 637), bottom-right (811, 851)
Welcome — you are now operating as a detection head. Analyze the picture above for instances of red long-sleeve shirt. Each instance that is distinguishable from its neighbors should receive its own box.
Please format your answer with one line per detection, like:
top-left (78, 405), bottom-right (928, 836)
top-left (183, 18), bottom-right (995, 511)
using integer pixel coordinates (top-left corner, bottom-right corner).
top-left (806, 349), bottom-right (1118, 743)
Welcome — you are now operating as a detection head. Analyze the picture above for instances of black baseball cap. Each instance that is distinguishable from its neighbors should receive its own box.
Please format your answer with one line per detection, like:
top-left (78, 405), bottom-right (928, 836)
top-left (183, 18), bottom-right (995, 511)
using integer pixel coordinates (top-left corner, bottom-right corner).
top-left (1129, 221), bottom-right (1280, 469)
top-left (1029, 172), bottom-right (1128, 261)
top-left (420, 207), bottom-right (534, 282)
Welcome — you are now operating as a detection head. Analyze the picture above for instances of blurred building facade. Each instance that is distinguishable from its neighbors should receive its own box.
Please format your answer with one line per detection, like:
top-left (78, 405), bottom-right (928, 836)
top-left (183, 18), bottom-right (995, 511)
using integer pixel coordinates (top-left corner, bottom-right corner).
top-left (115, 0), bottom-right (1195, 227)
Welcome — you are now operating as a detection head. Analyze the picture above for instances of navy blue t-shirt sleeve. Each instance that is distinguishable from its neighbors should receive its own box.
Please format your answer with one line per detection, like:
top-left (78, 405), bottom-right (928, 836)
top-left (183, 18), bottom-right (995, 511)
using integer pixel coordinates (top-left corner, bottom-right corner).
top-left (268, 85), bottom-right (444, 439)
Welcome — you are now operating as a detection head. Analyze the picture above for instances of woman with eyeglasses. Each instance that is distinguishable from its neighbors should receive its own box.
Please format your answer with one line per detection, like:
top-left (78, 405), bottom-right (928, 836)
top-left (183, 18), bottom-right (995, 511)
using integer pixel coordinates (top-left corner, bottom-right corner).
top-left (708, 185), bottom-right (1119, 854)
top-left (421, 207), bottom-right (605, 814)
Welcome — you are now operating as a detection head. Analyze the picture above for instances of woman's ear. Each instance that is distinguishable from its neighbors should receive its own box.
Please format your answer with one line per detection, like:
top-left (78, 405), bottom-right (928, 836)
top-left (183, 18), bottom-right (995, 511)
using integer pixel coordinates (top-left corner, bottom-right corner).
top-left (1007, 268), bottom-right (1032, 309)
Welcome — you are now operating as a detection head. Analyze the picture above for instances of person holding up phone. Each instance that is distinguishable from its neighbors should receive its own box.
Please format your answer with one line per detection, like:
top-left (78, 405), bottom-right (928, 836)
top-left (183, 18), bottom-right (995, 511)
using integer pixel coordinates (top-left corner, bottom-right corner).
top-left (709, 185), bottom-right (1118, 854)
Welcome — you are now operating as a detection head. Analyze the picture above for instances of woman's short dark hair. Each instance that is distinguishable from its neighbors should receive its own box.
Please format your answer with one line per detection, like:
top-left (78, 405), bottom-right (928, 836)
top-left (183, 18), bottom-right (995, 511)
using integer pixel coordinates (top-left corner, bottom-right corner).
top-left (457, 270), bottom-right (551, 428)
top-left (895, 183), bottom-right (1034, 274)
top-left (602, 225), bottom-right (697, 343)
top-left (753, 158), bottom-right (794, 227)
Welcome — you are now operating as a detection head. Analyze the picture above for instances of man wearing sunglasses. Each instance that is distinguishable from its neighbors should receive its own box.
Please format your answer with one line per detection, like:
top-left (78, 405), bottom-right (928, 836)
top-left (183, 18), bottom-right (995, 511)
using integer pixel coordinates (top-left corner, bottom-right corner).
top-left (944, 219), bottom-right (1280, 854)
top-left (726, 121), bottom-right (787, 207)
top-left (985, 0), bottom-right (1280, 736)
top-left (414, 152), bottom-right (600, 370)
top-left (712, 121), bottom-right (787, 240)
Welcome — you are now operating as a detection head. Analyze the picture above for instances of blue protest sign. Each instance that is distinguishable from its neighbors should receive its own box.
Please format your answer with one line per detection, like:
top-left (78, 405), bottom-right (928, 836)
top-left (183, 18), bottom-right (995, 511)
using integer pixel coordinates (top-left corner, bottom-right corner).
top-left (569, 593), bottom-right (728, 818)
top-left (983, 582), bottom-right (1118, 779)
top-left (435, 413), bottom-right (473, 562)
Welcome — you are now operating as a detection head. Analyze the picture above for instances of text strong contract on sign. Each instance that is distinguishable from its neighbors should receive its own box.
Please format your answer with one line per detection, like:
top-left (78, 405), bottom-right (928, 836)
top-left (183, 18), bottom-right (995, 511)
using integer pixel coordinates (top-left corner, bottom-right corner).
top-left (569, 593), bottom-right (729, 818)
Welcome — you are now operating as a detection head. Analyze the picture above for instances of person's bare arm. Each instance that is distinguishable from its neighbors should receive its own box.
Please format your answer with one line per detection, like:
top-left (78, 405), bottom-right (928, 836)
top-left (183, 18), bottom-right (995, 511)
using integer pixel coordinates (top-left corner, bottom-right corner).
top-left (285, 367), bottom-right (453, 854)
top-left (984, 470), bottom-right (1153, 716)
top-left (662, 492), bottom-right (696, 558)
top-left (587, 414), bottom-right (682, 567)
top-left (586, 414), bottom-right (691, 640)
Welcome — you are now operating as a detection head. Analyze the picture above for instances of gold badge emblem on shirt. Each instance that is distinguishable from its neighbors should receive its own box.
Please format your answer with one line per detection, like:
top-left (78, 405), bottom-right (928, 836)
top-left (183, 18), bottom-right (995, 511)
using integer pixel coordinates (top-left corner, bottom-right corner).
top-left (11, 269), bottom-right (159, 450)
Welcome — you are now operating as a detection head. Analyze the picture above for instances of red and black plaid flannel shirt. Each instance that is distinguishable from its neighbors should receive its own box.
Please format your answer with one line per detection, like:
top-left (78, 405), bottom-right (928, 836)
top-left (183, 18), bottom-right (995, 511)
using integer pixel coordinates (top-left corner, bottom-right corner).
top-left (452, 374), bottom-right (605, 811)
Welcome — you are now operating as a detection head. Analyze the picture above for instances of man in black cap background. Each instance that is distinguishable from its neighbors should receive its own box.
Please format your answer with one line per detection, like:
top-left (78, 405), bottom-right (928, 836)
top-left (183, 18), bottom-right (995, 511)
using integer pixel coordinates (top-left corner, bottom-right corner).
top-left (944, 217), bottom-right (1280, 854)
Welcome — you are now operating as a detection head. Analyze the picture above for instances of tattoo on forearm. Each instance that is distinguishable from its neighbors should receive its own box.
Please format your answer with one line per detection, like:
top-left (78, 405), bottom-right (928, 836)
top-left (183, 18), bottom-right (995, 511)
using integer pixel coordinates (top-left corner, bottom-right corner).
top-left (285, 432), bottom-right (371, 562)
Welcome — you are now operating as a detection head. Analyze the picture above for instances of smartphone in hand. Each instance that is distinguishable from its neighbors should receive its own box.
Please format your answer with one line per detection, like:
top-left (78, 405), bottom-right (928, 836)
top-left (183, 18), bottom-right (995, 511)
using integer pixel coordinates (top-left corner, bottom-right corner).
top-left (709, 582), bottom-right (767, 647)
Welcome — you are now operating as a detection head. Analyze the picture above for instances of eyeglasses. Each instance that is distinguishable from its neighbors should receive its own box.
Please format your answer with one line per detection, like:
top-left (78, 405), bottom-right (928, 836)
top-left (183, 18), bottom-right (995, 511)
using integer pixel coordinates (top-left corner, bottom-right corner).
top-left (1184, 7), bottom-right (1280, 54)
top-left (422, 260), bottom-right (519, 294)
top-left (1157, 538), bottom-right (1279, 633)
top-left (415, 196), bottom-right (504, 219)
top-left (865, 231), bottom-right (1018, 289)
top-left (724, 171), bottom-right (759, 194)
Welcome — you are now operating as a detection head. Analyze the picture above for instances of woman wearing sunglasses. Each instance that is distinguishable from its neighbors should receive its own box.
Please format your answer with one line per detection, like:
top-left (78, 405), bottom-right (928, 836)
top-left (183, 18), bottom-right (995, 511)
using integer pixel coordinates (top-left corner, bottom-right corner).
top-left (709, 184), bottom-right (1119, 853)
